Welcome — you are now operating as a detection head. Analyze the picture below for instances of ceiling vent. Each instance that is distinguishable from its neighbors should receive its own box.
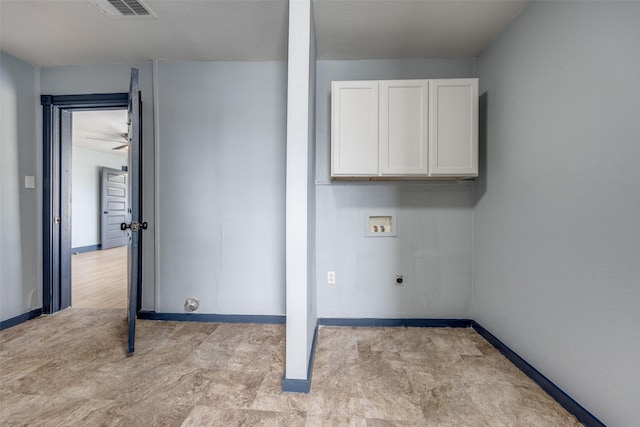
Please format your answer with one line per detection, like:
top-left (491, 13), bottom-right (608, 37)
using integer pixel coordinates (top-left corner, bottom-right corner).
top-left (90, 0), bottom-right (157, 19)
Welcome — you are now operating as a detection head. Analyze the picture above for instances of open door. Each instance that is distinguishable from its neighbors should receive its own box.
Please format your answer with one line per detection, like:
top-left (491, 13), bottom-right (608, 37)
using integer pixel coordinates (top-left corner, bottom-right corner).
top-left (123, 68), bottom-right (145, 354)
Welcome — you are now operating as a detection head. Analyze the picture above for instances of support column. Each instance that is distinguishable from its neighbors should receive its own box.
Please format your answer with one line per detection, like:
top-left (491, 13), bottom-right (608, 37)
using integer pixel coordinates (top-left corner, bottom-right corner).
top-left (283, 0), bottom-right (317, 393)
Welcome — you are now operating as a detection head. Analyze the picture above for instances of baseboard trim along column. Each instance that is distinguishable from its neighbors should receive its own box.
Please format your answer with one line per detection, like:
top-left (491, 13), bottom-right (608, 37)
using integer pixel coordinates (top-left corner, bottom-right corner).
top-left (282, 321), bottom-right (319, 393)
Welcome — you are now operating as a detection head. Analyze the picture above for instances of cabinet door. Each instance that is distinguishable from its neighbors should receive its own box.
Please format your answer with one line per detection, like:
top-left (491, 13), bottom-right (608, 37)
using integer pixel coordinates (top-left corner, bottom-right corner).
top-left (380, 80), bottom-right (429, 175)
top-left (429, 79), bottom-right (478, 177)
top-left (331, 81), bottom-right (379, 176)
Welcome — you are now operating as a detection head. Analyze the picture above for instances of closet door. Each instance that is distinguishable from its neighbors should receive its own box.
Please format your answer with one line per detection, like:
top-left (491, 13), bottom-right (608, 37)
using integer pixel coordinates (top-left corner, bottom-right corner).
top-left (380, 80), bottom-right (429, 176)
top-left (429, 79), bottom-right (478, 177)
top-left (331, 81), bottom-right (379, 176)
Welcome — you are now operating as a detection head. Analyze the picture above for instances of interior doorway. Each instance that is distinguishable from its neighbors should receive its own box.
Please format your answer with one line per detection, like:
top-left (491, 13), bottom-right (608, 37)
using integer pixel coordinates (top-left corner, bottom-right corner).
top-left (41, 92), bottom-right (141, 315)
top-left (42, 70), bottom-right (144, 353)
top-left (70, 109), bottom-right (129, 309)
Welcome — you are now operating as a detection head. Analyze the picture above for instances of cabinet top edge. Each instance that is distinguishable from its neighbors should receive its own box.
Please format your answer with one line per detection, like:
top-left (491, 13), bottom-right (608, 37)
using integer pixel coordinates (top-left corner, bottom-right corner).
top-left (331, 78), bottom-right (478, 84)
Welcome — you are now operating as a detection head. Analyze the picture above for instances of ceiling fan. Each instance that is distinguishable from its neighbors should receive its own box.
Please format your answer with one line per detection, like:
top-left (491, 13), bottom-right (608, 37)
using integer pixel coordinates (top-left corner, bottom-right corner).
top-left (86, 132), bottom-right (129, 150)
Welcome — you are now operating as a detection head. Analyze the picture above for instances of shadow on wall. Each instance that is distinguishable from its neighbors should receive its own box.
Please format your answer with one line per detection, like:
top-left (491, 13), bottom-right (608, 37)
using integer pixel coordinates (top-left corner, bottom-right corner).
top-left (475, 91), bottom-right (488, 203)
top-left (330, 181), bottom-right (474, 210)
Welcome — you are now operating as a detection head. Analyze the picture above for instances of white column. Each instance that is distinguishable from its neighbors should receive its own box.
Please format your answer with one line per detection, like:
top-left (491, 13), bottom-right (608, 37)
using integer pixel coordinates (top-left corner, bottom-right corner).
top-left (284, 0), bottom-right (313, 386)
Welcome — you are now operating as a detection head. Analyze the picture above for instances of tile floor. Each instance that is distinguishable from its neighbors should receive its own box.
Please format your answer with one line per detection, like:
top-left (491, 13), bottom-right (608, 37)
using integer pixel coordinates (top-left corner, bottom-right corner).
top-left (0, 308), bottom-right (581, 426)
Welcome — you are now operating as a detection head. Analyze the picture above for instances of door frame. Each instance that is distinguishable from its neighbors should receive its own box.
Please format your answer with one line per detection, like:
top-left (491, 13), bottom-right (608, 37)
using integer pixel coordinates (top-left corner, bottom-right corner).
top-left (41, 93), bottom-right (142, 314)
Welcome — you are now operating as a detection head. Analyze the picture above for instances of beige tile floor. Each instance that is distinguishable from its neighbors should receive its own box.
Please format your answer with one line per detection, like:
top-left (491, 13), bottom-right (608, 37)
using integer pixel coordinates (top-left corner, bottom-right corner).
top-left (0, 308), bottom-right (581, 426)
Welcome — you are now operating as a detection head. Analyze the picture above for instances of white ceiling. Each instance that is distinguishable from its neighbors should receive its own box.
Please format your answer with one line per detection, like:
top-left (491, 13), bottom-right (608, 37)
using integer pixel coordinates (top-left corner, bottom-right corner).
top-left (0, 0), bottom-right (528, 67)
top-left (73, 109), bottom-right (129, 155)
top-left (314, 0), bottom-right (529, 60)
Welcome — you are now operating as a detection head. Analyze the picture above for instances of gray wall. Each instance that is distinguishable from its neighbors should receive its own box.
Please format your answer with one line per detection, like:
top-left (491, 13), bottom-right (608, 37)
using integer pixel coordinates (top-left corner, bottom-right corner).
top-left (71, 146), bottom-right (127, 249)
top-left (40, 62), bottom-right (156, 310)
top-left (315, 59), bottom-right (477, 318)
top-left (474, 2), bottom-right (640, 426)
top-left (155, 61), bottom-right (287, 315)
top-left (9, 59), bottom-right (286, 318)
top-left (0, 52), bottom-right (41, 321)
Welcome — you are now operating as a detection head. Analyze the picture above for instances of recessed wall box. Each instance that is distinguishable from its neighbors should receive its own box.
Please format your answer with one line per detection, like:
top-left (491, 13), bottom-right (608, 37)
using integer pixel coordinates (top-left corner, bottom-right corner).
top-left (365, 211), bottom-right (397, 237)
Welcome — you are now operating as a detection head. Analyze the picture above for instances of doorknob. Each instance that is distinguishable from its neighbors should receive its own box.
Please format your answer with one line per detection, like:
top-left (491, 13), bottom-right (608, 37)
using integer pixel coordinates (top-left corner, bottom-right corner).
top-left (120, 221), bottom-right (148, 231)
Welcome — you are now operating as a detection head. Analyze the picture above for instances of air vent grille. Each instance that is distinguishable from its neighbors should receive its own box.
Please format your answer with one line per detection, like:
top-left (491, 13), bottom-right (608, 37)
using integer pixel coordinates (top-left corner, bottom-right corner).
top-left (90, 0), bottom-right (156, 19)
top-left (108, 0), bottom-right (150, 16)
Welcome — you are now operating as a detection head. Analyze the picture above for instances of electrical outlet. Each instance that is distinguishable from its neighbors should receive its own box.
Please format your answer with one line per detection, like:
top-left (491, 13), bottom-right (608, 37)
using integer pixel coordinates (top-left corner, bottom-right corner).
top-left (327, 271), bottom-right (336, 285)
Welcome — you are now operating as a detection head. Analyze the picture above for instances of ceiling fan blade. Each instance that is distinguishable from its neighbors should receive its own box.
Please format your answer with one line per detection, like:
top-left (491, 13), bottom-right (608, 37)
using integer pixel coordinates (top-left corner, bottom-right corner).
top-left (86, 136), bottom-right (124, 143)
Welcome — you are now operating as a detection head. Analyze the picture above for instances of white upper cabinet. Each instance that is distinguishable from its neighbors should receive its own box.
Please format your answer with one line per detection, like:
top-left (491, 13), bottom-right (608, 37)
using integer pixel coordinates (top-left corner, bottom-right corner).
top-left (331, 81), bottom-right (379, 176)
top-left (331, 78), bottom-right (478, 180)
top-left (380, 80), bottom-right (429, 175)
top-left (429, 79), bottom-right (478, 177)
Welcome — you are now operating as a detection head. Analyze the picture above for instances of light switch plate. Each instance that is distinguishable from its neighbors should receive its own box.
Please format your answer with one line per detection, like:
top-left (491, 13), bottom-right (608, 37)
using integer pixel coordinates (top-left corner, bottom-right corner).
top-left (25, 176), bottom-right (35, 189)
top-left (327, 271), bottom-right (336, 285)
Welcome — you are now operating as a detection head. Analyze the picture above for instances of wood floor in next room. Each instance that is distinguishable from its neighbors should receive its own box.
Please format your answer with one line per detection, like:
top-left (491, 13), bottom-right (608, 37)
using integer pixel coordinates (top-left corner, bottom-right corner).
top-left (72, 245), bottom-right (127, 309)
top-left (0, 309), bottom-right (581, 426)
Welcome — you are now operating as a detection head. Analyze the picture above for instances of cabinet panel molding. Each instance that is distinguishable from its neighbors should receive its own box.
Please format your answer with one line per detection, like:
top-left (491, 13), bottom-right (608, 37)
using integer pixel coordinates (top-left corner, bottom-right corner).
top-left (380, 80), bottom-right (429, 175)
top-left (429, 79), bottom-right (478, 177)
top-left (331, 81), bottom-right (379, 176)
